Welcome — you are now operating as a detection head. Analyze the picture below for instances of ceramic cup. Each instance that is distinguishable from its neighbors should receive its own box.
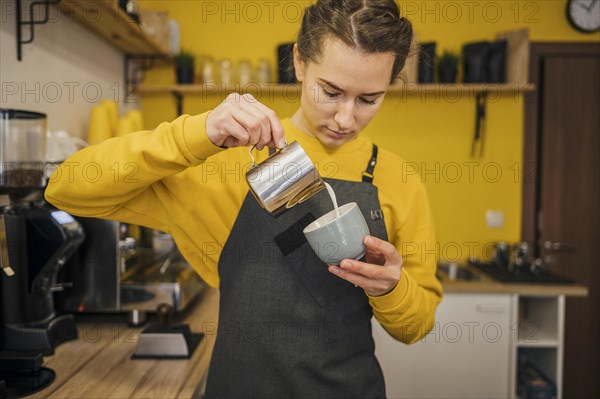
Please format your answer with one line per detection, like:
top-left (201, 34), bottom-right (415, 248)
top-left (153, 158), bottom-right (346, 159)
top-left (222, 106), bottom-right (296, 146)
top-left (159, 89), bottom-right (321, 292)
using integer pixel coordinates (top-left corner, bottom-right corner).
top-left (303, 202), bottom-right (370, 265)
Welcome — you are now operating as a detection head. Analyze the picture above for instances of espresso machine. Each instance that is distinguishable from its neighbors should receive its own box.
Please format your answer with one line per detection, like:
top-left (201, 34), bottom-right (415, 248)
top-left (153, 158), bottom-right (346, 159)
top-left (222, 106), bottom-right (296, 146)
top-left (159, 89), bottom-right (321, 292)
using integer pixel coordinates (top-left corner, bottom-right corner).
top-left (0, 109), bottom-right (84, 397)
top-left (55, 219), bottom-right (207, 327)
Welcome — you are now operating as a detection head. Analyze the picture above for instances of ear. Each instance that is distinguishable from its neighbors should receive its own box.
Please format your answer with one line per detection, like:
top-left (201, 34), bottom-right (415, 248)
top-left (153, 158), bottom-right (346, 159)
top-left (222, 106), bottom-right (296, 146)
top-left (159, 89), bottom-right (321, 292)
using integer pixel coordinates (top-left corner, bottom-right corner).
top-left (293, 43), bottom-right (304, 82)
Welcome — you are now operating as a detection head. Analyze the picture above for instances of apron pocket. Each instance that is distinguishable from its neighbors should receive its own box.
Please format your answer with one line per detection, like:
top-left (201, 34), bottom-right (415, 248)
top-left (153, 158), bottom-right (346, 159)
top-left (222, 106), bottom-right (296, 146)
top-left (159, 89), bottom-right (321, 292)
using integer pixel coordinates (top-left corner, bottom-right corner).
top-left (274, 212), bottom-right (316, 256)
top-left (281, 242), bottom-right (356, 308)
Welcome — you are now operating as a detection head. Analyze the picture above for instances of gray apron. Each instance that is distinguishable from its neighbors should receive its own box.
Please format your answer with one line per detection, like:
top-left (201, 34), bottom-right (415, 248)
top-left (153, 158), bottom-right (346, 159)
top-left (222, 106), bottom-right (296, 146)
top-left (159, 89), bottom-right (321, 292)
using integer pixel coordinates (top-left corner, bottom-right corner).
top-left (205, 145), bottom-right (388, 399)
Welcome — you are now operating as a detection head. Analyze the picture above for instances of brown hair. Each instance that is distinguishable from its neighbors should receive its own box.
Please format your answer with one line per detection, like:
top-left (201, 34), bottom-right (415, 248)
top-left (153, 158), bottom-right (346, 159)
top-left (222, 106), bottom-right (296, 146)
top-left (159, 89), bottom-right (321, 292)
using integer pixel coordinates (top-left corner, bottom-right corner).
top-left (297, 0), bottom-right (413, 83)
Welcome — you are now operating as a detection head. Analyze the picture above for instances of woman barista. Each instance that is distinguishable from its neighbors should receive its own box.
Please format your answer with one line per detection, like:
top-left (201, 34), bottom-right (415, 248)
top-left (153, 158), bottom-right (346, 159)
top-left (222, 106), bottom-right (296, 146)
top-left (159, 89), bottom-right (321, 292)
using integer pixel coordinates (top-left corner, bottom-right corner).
top-left (46, 0), bottom-right (442, 397)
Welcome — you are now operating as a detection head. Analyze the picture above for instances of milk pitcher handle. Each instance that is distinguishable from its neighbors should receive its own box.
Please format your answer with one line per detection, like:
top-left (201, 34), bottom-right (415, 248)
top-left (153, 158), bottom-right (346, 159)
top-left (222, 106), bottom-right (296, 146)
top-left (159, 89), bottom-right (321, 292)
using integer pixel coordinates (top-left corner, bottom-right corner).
top-left (248, 142), bottom-right (286, 168)
top-left (248, 145), bottom-right (257, 168)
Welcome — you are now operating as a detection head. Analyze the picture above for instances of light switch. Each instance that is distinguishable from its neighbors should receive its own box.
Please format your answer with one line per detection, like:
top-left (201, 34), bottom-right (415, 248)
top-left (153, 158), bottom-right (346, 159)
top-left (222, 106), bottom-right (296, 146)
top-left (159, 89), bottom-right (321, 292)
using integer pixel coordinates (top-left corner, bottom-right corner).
top-left (486, 210), bottom-right (504, 229)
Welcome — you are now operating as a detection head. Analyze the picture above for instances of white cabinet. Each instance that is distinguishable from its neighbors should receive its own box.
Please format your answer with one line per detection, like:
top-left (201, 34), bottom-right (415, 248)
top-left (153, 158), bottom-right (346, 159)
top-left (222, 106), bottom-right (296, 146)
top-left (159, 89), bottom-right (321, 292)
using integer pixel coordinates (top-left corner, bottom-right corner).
top-left (373, 292), bottom-right (568, 399)
top-left (372, 293), bottom-right (513, 399)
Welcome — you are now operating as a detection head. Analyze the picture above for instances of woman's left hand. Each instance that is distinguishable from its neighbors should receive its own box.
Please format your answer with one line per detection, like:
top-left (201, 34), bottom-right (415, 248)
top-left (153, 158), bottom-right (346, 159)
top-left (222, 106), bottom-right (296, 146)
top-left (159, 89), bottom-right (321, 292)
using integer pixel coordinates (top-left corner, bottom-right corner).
top-left (328, 235), bottom-right (403, 296)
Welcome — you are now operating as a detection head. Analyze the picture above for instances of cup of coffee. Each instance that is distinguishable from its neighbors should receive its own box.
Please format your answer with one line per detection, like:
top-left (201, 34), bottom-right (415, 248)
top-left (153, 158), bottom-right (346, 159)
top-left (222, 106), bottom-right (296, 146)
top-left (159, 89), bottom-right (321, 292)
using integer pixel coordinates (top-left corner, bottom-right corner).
top-left (303, 202), bottom-right (370, 265)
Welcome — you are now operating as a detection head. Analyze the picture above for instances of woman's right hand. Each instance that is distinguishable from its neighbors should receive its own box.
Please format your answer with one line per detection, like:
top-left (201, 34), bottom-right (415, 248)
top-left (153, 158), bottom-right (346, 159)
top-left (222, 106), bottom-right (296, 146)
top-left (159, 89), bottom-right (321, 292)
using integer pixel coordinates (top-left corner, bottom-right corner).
top-left (205, 93), bottom-right (287, 150)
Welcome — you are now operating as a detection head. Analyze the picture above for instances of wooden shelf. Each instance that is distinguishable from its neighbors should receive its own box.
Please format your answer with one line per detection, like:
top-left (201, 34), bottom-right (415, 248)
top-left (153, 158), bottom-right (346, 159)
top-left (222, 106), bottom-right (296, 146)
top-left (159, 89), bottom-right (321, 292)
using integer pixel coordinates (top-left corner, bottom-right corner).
top-left (138, 82), bottom-right (537, 116)
top-left (139, 83), bottom-right (302, 95)
top-left (58, 0), bottom-right (171, 57)
top-left (138, 83), bottom-right (536, 96)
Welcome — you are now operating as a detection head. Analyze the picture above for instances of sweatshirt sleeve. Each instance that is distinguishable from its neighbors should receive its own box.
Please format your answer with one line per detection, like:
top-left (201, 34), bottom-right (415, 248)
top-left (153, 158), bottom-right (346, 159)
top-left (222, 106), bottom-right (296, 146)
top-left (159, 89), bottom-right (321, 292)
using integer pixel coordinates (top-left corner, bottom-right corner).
top-left (45, 112), bottom-right (221, 224)
top-left (368, 180), bottom-right (443, 344)
top-left (45, 112), bottom-right (237, 286)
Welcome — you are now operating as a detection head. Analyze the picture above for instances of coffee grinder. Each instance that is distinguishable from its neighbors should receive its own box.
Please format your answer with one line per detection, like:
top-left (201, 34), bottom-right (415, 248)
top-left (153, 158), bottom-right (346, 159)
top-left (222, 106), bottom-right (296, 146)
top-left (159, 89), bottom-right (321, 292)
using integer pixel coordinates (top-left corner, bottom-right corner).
top-left (0, 109), bottom-right (84, 397)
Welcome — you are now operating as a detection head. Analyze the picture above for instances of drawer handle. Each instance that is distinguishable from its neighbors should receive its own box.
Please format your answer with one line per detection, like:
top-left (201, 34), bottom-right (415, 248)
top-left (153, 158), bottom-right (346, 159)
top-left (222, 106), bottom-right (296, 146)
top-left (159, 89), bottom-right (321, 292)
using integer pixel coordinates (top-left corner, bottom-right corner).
top-left (476, 304), bottom-right (507, 313)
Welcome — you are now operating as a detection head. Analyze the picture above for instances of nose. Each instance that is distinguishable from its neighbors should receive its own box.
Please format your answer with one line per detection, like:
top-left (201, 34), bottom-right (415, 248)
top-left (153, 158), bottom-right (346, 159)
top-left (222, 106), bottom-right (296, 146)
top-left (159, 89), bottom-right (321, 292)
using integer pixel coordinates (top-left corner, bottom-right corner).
top-left (333, 99), bottom-right (355, 131)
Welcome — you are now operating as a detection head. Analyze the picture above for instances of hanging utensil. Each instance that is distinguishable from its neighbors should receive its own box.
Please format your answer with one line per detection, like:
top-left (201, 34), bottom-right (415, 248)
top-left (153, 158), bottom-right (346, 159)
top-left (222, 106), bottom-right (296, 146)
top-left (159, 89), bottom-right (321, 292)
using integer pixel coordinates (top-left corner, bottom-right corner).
top-left (471, 91), bottom-right (487, 158)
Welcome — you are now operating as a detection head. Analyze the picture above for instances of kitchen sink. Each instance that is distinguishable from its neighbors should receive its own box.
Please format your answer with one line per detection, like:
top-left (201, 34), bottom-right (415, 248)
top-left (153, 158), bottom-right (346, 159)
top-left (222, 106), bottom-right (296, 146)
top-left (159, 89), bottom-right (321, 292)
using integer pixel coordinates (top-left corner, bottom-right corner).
top-left (436, 263), bottom-right (487, 282)
top-left (469, 261), bottom-right (575, 284)
top-left (437, 261), bottom-right (576, 284)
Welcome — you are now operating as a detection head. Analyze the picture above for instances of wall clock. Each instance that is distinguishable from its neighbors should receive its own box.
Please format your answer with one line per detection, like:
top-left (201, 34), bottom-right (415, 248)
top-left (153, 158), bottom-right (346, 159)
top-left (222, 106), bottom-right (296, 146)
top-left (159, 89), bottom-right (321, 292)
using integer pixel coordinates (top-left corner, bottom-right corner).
top-left (567, 0), bottom-right (600, 33)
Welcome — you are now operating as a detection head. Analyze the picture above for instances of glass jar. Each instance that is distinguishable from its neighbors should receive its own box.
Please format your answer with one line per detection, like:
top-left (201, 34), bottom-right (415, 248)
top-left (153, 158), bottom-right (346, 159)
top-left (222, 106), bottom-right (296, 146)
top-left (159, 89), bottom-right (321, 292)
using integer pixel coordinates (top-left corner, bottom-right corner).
top-left (219, 59), bottom-right (233, 86)
top-left (0, 109), bottom-right (48, 194)
top-left (256, 59), bottom-right (272, 84)
top-left (238, 60), bottom-right (253, 86)
top-left (199, 56), bottom-right (215, 84)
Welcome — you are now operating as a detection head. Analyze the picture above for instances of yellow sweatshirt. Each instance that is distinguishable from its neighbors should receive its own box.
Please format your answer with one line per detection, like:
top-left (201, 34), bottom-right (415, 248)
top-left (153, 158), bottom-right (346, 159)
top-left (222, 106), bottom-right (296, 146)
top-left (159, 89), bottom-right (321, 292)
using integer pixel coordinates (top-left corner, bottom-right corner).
top-left (45, 112), bottom-right (443, 344)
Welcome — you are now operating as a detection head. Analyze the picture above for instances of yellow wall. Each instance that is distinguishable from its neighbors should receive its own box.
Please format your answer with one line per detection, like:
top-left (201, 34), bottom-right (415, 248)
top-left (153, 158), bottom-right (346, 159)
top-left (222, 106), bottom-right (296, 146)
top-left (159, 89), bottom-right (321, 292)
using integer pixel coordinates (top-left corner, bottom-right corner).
top-left (139, 1), bottom-right (599, 263)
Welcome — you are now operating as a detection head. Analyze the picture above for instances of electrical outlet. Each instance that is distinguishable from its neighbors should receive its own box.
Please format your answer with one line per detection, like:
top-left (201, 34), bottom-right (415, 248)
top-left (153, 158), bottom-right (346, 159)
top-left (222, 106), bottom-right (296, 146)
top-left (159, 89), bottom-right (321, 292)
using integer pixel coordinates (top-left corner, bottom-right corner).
top-left (486, 210), bottom-right (504, 229)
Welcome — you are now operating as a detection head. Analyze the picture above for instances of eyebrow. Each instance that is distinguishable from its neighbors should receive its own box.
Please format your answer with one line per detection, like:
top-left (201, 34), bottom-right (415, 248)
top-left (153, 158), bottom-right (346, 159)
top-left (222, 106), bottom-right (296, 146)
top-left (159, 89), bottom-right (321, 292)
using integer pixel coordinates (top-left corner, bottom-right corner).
top-left (318, 78), bottom-right (386, 97)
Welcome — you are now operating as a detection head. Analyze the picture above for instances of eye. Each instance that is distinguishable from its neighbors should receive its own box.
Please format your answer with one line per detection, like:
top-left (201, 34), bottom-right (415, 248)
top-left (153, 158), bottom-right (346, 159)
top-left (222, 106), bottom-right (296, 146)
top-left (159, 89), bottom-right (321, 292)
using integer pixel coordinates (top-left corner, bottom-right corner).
top-left (322, 87), bottom-right (340, 98)
top-left (359, 97), bottom-right (377, 105)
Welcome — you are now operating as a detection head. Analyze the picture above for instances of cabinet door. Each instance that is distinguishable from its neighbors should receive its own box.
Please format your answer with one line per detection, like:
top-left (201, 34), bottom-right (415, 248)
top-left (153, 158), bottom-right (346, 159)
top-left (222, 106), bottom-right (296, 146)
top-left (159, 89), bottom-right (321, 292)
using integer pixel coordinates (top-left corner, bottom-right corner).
top-left (373, 293), bottom-right (512, 399)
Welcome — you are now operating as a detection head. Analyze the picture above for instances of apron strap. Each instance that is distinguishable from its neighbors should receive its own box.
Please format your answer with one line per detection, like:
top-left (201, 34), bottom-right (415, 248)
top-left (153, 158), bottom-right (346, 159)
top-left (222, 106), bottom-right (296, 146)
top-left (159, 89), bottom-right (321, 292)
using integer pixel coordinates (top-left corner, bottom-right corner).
top-left (361, 144), bottom-right (378, 183)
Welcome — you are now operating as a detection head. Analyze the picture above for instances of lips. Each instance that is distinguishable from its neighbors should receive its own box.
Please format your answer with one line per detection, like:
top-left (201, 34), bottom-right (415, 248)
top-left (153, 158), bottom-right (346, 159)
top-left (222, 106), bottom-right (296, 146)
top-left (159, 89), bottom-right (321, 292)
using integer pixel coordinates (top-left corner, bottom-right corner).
top-left (325, 127), bottom-right (352, 138)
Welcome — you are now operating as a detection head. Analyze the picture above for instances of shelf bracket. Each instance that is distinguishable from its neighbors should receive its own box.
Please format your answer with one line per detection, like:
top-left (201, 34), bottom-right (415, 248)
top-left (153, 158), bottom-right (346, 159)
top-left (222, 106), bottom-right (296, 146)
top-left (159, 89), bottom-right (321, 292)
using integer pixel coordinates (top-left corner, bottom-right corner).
top-left (171, 91), bottom-right (184, 116)
top-left (15, 0), bottom-right (61, 61)
top-left (124, 55), bottom-right (159, 103)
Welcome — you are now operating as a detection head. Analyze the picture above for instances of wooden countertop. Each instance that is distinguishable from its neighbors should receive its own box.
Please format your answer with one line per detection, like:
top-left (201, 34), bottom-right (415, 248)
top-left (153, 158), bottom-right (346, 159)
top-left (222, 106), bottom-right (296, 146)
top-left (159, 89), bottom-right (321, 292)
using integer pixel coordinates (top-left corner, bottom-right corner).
top-left (29, 277), bottom-right (586, 398)
top-left (437, 263), bottom-right (588, 296)
top-left (441, 279), bottom-right (588, 296)
top-left (33, 288), bottom-right (219, 399)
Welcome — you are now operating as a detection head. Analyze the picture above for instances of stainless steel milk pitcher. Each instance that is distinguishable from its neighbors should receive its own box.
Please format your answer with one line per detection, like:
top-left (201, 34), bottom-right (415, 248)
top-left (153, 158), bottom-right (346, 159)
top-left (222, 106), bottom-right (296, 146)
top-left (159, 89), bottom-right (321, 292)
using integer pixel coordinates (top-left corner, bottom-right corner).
top-left (245, 141), bottom-right (325, 216)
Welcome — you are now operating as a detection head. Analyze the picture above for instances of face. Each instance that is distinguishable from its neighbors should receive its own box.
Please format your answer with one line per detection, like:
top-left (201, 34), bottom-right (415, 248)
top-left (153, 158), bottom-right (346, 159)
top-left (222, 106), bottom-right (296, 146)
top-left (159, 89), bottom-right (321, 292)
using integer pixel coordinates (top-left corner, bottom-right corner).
top-left (292, 37), bottom-right (395, 149)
